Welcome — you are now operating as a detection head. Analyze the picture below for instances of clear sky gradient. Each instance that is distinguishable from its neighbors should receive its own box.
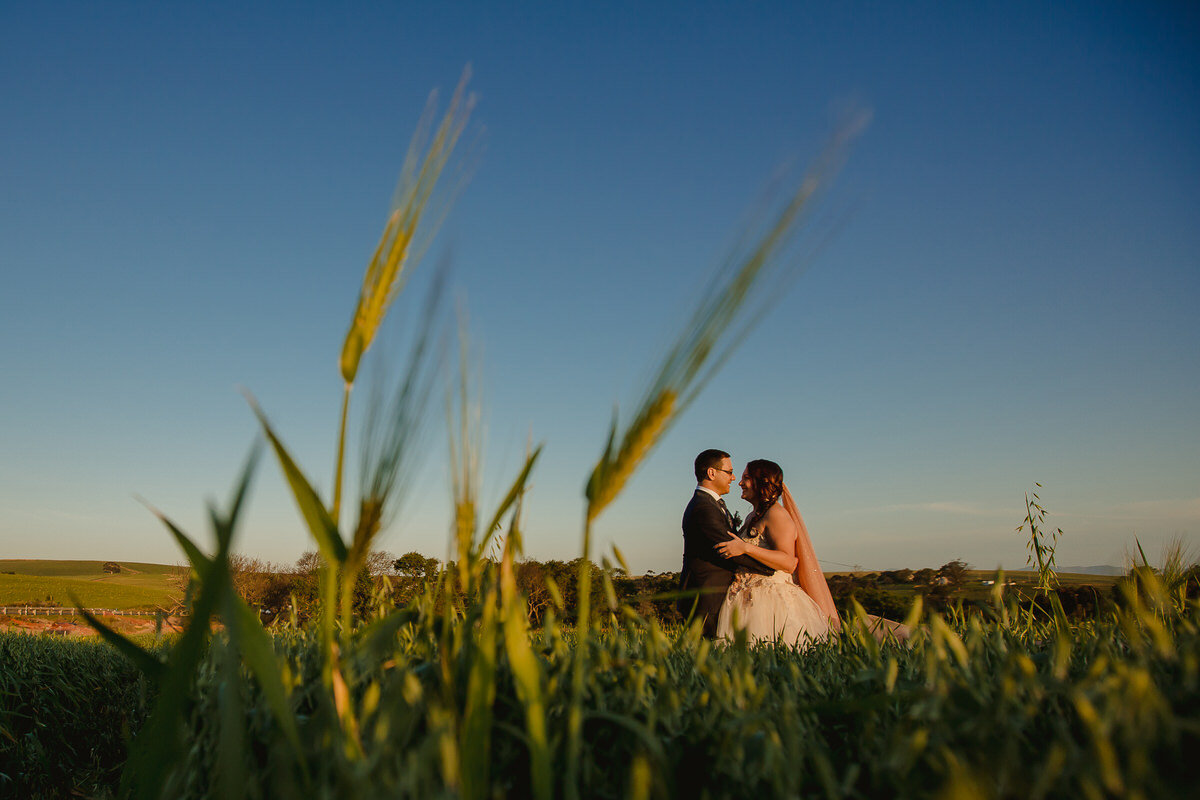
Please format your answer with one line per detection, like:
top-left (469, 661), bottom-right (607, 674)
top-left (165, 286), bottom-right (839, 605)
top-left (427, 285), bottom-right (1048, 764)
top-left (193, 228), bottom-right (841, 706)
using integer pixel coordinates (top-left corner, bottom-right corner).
top-left (2, 1), bottom-right (1197, 573)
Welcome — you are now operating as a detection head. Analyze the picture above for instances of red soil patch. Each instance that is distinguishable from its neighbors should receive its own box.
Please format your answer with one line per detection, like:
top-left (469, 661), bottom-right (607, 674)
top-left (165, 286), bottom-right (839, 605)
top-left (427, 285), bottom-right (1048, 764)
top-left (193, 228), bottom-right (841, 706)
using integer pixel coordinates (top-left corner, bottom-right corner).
top-left (0, 614), bottom-right (186, 637)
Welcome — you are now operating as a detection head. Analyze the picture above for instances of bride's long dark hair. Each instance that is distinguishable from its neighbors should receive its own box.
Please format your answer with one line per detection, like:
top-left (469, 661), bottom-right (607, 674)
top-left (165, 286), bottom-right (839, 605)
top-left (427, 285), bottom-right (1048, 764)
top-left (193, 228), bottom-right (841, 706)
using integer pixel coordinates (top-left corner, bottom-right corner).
top-left (745, 459), bottom-right (784, 515)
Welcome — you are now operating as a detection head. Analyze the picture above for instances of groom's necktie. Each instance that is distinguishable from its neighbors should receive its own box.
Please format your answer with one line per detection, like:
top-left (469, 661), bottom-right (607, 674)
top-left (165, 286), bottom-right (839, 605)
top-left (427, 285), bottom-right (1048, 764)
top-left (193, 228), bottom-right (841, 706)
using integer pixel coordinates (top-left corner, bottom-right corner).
top-left (717, 498), bottom-right (734, 528)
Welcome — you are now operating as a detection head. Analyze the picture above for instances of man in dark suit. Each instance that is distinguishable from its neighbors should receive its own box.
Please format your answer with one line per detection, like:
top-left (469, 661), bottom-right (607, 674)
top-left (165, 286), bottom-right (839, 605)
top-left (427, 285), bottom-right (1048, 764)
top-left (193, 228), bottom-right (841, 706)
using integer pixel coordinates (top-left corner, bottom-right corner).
top-left (678, 448), bottom-right (773, 638)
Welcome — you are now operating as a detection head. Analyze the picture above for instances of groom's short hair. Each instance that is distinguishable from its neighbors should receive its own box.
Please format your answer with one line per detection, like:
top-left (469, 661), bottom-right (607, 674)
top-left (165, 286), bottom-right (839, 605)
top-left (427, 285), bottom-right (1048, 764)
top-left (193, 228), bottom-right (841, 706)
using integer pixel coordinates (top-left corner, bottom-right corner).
top-left (694, 449), bottom-right (730, 483)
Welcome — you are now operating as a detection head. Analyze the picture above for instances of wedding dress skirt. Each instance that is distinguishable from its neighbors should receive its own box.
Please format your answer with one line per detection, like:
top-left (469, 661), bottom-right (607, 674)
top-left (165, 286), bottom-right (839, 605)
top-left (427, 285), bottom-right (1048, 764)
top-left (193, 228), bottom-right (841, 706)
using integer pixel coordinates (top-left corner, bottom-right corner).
top-left (715, 569), bottom-right (832, 645)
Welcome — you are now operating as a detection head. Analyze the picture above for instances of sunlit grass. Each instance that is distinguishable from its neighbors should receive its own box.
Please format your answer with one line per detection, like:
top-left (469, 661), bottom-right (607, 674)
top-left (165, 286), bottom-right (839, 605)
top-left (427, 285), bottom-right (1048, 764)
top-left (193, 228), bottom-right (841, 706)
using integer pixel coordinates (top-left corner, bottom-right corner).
top-left (0, 573), bottom-right (176, 609)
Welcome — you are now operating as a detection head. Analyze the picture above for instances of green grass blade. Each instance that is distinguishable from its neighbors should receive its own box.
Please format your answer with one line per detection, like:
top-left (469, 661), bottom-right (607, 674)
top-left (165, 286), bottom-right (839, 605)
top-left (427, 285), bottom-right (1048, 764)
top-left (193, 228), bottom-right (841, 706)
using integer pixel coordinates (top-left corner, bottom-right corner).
top-left (584, 412), bottom-right (618, 511)
top-left (216, 639), bottom-right (248, 800)
top-left (139, 499), bottom-right (212, 572)
top-left (226, 594), bottom-right (307, 769)
top-left (219, 440), bottom-right (262, 544)
top-left (352, 606), bottom-right (420, 662)
top-left (121, 564), bottom-right (224, 799)
top-left (118, 451), bottom-right (256, 799)
top-left (74, 601), bottom-right (165, 682)
top-left (501, 593), bottom-right (552, 800)
top-left (611, 545), bottom-right (631, 576)
top-left (478, 446), bottom-right (542, 559)
top-left (461, 586), bottom-right (499, 800)
top-left (247, 395), bottom-right (348, 564)
top-left (1135, 536), bottom-right (1151, 569)
top-left (497, 484), bottom-right (552, 800)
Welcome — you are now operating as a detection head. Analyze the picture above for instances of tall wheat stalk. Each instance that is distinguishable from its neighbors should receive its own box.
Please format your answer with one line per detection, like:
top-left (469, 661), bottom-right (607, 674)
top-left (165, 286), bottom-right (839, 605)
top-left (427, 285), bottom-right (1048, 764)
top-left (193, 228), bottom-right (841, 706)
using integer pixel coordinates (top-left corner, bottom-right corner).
top-left (1017, 482), bottom-right (1062, 592)
top-left (566, 112), bottom-right (869, 798)
top-left (233, 73), bottom-right (471, 765)
top-left (444, 319), bottom-right (546, 800)
top-left (333, 68), bottom-right (474, 527)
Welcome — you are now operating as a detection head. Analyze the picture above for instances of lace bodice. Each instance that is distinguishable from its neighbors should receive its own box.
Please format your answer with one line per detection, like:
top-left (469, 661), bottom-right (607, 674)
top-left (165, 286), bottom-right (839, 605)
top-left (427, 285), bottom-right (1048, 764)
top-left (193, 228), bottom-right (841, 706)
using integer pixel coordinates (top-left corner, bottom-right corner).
top-left (737, 506), bottom-right (773, 547)
top-left (725, 512), bottom-right (777, 600)
top-left (741, 516), bottom-right (766, 547)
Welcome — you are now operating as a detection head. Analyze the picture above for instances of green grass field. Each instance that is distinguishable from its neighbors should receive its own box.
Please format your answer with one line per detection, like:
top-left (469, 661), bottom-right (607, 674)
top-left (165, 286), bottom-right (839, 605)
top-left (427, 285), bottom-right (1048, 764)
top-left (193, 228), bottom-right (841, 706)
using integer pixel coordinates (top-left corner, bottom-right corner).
top-left (987, 569), bottom-right (1120, 587)
top-left (0, 559), bottom-right (178, 576)
top-left (0, 561), bottom-right (181, 609)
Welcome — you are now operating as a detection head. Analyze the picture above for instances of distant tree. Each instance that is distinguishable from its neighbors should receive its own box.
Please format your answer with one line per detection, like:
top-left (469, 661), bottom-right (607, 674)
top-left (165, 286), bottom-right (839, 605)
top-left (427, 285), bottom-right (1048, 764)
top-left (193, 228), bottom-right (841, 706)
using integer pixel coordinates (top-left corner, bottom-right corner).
top-left (102, 562), bottom-right (121, 574)
top-left (229, 554), bottom-right (276, 608)
top-left (393, 552), bottom-right (438, 579)
top-left (563, 558), bottom-right (607, 623)
top-left (828, 574), bottom-right (910, 620)
top-left (613, 570), bottom-right (683, 625)
top-left (912, 568), bottom-right (936, 585)
top-left (880, 568), bottom-right (913, 584)
top-left (506, 558), bottom-right (604, 624)
top-left (515, 559), bottom-right (553, 624)
top-left (282, 572), bottom-right (320, 621)
top-left (938, 559), bottom-right (970, 587)
top-left (365, 550), bottom-right (397, 577)
top-left (295, 551), bottom-right (322, 574)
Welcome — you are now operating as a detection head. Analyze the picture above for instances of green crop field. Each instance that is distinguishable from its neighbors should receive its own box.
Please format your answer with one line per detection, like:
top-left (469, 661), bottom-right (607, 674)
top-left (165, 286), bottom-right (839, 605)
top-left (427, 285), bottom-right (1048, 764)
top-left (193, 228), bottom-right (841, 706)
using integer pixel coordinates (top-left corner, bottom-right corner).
top-left (994, 570), bottom-right (1120, 588)
top-left (0, 559), bottom-right (178, 577)
top-left (0, 560), bottom-right (181, 609)
top-left (0, 572), bottom-right (179, 610)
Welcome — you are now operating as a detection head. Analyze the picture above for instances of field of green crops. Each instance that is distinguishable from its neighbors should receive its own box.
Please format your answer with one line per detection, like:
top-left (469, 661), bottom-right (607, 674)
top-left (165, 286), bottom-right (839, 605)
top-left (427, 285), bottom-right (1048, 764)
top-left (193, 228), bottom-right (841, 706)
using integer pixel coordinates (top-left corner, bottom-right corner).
top-left (0, 560), bottom-right (178, 577)
top-left (0, 572), bottom-right (178, 610)
top-left (0, 560), bottom-right (181, 610)
top-left (0, 633), bottom-right (154, 797)
top-left (3, 581), bottom-right (1197, 799)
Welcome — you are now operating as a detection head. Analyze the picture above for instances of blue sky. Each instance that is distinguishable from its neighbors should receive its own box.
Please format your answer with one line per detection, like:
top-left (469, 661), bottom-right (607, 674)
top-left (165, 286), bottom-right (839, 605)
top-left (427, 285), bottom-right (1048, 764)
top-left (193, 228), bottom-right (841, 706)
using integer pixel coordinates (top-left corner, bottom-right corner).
top-left (1, 1), bottom-right (1197, 573)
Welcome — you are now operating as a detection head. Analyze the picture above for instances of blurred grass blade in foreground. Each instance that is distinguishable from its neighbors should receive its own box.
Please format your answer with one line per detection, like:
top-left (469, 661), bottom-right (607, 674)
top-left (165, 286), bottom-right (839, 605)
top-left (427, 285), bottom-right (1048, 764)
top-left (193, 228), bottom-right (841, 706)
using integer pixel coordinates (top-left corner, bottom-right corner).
top-left (569, 112), bottom-right (870, 799)
top-left (334, 68), bottom-right (475, 524)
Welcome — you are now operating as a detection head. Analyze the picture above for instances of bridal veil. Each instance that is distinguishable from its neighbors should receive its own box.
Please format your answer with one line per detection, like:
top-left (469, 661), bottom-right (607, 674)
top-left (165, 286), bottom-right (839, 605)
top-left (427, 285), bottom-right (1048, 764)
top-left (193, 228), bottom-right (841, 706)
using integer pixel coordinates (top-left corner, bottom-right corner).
top-left (780, 483), bottom-right (841, 629)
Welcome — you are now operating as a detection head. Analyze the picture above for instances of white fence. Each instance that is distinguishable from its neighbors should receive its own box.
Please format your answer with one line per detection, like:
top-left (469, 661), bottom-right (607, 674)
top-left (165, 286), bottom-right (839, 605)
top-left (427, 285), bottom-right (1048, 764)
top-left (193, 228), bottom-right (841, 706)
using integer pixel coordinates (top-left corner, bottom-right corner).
top-left (0, 606), bottom-right (181, 617)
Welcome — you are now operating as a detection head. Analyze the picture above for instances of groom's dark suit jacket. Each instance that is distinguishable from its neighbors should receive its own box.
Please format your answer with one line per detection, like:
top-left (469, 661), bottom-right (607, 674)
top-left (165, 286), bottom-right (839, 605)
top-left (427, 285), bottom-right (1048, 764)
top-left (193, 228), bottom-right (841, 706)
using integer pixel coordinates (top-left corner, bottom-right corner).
top-left (678, 489), bottom-right (773, 638)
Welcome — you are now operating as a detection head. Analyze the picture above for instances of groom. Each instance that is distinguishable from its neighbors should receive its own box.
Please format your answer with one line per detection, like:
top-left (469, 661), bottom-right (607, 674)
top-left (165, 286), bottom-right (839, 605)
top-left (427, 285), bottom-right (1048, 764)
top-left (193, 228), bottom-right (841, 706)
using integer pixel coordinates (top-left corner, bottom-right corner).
top-left (678, 448), bottom-right (773, 638)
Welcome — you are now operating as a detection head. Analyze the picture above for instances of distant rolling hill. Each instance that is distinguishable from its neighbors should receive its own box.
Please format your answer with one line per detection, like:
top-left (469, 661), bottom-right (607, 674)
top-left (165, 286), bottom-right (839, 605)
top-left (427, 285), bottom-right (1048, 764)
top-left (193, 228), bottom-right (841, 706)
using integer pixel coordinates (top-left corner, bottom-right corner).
top-left (0, 559), bottom-right (177, 576)
top-left (1052, 565), bottom-right (1125, 577)
top-left (0, 560), bottom-right (181, 610)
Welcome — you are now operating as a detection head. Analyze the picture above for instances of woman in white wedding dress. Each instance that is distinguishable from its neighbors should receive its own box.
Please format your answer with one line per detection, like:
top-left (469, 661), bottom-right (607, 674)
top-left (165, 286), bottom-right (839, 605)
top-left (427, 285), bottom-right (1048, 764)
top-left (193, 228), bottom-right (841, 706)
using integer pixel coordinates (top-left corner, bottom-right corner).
top-left (714, 459), bottom-right (841, 645)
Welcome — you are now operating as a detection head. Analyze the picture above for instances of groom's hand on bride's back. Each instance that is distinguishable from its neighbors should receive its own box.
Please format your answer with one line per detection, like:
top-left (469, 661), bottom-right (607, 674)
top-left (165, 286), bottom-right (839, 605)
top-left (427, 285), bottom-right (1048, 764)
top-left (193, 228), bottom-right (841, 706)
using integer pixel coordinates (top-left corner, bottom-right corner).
top-left (716, 531), bottom-right (748, 558)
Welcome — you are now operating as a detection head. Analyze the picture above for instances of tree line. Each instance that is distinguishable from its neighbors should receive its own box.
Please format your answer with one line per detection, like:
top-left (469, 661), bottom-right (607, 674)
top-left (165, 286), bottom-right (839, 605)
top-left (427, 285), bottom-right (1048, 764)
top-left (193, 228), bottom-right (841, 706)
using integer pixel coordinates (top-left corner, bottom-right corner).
top-left (214, 552), bottom-right (1197, 626)
top-left (215, 551), bottom-right (685, 626)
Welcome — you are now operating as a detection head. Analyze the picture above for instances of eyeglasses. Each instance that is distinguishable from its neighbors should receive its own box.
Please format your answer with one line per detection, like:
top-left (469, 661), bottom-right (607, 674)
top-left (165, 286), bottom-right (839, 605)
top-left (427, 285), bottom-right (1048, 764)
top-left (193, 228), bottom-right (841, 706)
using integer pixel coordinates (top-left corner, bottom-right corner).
top-left (714, 468), bottom-right (735, 476)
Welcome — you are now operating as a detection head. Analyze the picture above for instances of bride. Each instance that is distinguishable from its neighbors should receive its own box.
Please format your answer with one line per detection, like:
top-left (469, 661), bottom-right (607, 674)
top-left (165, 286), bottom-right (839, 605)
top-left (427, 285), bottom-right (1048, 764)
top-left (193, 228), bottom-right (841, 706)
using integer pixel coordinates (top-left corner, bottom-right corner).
top-left (713, 459), bottom-right (840, 645)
